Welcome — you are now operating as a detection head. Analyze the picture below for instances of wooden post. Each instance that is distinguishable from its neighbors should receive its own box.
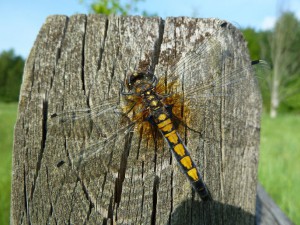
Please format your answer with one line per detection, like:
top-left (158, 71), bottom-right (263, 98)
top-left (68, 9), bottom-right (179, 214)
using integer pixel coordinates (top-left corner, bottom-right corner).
top-left (12, 15), bottom-right (264, 224)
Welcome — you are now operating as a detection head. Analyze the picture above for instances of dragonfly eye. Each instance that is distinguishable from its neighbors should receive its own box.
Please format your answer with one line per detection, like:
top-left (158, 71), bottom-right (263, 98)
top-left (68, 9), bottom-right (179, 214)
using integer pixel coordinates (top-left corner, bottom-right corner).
top-left (126, 70), bottom-right (157, 94)
top-left (126, 71), bottom-right (145, 89)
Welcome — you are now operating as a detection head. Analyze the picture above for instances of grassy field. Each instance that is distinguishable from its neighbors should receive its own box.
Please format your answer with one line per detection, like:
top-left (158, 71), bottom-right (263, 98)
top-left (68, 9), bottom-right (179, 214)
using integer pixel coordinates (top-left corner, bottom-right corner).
top-left (259, 113), bottom-right (300, 224)
top-left (0, 102), bottom-right (18, 225)
top-left (0, 102), bottom-right (299, 224)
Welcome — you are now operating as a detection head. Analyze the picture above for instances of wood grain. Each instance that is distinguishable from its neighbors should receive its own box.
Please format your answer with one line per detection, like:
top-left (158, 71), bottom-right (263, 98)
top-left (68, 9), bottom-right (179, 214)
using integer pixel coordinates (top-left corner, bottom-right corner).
top-left (11, 14), bottom-right (285, 225)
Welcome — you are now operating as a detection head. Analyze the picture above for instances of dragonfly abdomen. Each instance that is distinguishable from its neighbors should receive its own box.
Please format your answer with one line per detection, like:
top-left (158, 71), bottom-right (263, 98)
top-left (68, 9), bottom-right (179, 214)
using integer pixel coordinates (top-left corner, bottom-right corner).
top-left (154, 111), bottom-right (212, 201)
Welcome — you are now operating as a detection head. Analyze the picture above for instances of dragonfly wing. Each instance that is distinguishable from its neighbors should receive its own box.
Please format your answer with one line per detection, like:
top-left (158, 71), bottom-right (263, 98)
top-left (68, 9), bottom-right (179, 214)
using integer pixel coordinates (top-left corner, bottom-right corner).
top-left (154, 20), bottom-right (227, 134)
top-left (156, 19), bottom-right (268, 137)
top-left (175, 59), bottom-right (268, 142)
top-left (73, 121), bottom-right (136, 176)
top-left (49, 96), bottom-right (129, 139)
top-left (49, 92), bottom-right (162, 180)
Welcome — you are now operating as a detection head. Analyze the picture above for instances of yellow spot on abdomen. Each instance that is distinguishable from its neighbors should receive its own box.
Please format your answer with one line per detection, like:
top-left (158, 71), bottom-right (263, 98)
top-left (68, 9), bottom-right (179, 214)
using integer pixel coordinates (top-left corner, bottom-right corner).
top-left (180, 156), bottom-right (192, 170)
top-left (173, 143), bottom-right (185, 157)
top-left (187, 168), bottom-right (199, 181)
top-left (158, 113), bottom-right (167, 121)
top-left (157, 118), bottom-right (171, 129)
top-left (164, 130), bottom-right (178, 144)
top-left (161, 123), bottom-right (173, 132)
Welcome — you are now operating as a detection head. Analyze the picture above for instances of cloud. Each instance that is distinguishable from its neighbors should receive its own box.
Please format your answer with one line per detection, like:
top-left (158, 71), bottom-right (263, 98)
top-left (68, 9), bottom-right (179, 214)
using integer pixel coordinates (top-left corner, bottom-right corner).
top-left (261, 16), bottom-right (276, 30)
top-left (290, 0), bottom-right (300, 19)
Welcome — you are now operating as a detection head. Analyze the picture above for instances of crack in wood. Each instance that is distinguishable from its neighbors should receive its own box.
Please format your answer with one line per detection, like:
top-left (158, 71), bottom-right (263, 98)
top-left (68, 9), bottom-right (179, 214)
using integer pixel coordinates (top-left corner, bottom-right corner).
top-left (114, 128), bottom-right (134, 205)
top-left (97, 18), bottom-right (109, 72)
top-left (151, 175), bottom-right (159, 225)
top-left (81, 15), bottom-right (87, 94)
top-left (30, 98), bottom-right (49, 208)
top-left (23, 165), bottom-right (31, 225)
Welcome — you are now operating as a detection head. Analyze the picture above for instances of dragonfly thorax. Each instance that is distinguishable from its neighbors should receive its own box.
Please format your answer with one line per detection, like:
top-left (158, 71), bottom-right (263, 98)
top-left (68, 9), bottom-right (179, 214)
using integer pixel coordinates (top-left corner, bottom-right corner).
top-left (142, 89), bottom-right (163, 110)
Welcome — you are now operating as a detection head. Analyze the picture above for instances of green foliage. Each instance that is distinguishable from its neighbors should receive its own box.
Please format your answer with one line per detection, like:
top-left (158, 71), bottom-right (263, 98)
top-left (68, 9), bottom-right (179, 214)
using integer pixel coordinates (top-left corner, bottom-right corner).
top-left (0, 102), bottom-right (18, 225)
top-left (242, 29), bottom-right (271, 111)
top-left (242, 28), bottom-right (272, 112)
top-left (0, 49), bottom-right (24, 102)
top-left (82, 0), bottom-right (154, 16)
top-left (242, 28), bottom-right (272, 65)
top-left (259, 113), bottom-right (300, 224)
top-left (243, 28), bottom-right (262, 60)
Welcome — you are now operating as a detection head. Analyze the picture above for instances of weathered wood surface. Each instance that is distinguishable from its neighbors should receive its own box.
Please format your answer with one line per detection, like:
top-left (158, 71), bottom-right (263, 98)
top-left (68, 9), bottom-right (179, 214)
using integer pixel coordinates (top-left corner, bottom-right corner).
top-left (11, 14), bottom-right (267, 224)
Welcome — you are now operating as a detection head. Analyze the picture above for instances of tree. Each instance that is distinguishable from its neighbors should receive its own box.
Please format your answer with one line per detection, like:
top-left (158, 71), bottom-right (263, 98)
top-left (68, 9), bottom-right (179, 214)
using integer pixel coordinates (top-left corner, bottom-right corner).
top-left (269, 12), bottom-right (300, 117)
top-left (243, 12), bottom-right (300, 116)
top-left (0, 49), bottom-right (24, 102)
top-left (81, 0), bottom-right (154, 16)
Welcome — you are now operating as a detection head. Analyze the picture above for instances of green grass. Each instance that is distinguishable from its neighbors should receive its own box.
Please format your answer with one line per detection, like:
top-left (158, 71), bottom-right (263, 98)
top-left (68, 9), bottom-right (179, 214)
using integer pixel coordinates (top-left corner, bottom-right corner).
top-left (0, 102), bottom-right (18, 225)
top-left (0, 102), bottom-right (299, 224)
top-left (259, 113), bottom-right (300, 224)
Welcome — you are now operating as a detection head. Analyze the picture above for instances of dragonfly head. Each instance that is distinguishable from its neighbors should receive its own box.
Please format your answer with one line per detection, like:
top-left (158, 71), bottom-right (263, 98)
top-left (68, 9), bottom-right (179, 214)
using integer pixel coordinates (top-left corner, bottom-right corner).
top-left (126, 70), bottom-right (157, 95)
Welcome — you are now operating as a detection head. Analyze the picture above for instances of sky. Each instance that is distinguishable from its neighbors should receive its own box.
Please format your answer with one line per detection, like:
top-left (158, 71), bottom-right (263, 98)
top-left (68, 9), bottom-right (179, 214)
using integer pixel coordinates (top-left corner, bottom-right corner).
top-left (1, 0), bottom-right (300, 58)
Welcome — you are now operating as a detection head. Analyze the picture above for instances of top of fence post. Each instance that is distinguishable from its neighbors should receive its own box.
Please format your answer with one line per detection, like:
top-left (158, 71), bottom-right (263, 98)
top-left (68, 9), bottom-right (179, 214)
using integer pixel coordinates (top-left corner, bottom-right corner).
top-left (11, 14), bottom-right (264, 224)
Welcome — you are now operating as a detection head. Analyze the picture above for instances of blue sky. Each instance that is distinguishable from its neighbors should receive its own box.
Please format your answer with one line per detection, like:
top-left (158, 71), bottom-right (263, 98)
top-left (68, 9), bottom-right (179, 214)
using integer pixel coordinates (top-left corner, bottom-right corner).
top-left (1, 0), bottom-right (300, 58)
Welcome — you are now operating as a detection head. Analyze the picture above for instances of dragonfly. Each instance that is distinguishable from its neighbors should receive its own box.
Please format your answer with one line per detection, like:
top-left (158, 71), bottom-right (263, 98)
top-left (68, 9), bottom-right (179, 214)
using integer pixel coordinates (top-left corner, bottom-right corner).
top-left (49, 19), bottom-right (266, 202)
